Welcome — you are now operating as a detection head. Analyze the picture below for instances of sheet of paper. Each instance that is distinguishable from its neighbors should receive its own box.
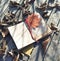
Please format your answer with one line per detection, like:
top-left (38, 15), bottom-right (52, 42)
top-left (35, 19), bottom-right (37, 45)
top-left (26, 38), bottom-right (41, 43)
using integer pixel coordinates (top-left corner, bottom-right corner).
top-left (31, 18), bottom-right (52, 41)
top-left (8, 22), bottom-right (35, 49)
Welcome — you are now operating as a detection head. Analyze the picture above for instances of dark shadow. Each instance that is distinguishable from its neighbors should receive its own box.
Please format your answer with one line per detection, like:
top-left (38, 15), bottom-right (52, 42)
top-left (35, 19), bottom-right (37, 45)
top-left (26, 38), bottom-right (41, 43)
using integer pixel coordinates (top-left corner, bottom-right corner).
top-left (34, 34), bottom-right (54, 61)
top-left (34, 40), bottom-right (45, 61)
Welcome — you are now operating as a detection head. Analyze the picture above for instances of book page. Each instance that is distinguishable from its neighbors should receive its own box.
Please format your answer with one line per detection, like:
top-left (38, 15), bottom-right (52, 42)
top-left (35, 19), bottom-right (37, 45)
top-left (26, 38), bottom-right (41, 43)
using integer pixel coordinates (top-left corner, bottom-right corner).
top-left (8, 22), bottom-right (35, 49)
top-left (31, 18), bottom-right (52, 41)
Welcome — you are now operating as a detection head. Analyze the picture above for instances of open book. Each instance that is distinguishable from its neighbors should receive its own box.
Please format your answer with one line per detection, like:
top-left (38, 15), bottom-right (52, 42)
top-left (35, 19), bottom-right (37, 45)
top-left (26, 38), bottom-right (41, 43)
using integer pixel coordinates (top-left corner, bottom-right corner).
top-left (8, 16), bottom-right (51, 50)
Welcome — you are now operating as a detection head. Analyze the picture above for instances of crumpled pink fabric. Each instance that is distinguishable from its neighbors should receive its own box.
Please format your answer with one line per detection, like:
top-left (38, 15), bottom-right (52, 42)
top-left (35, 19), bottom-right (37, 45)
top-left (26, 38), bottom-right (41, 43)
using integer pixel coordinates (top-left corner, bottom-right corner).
top-left (25, 18), bottom-right (34, 40)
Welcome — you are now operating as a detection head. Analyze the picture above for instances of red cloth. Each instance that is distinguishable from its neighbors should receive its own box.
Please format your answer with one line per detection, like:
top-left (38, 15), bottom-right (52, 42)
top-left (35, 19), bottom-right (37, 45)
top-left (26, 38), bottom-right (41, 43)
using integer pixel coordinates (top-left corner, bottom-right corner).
top-left (25, 18), bottom-right (34, 39)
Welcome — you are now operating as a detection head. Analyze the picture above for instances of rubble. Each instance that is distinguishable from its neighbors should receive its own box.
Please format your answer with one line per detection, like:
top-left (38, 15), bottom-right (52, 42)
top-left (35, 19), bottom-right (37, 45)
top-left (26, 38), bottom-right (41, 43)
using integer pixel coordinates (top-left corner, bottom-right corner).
top-left (0, 0), bottom-right (60, 61)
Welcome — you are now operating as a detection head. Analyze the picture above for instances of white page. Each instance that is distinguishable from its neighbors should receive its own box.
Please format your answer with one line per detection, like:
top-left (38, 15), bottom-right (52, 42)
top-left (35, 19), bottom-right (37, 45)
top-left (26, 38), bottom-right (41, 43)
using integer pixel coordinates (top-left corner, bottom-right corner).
top-left (8, 22), bottom-right (35, 49)
top-left (31, 18), bottom-right (52, 41)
